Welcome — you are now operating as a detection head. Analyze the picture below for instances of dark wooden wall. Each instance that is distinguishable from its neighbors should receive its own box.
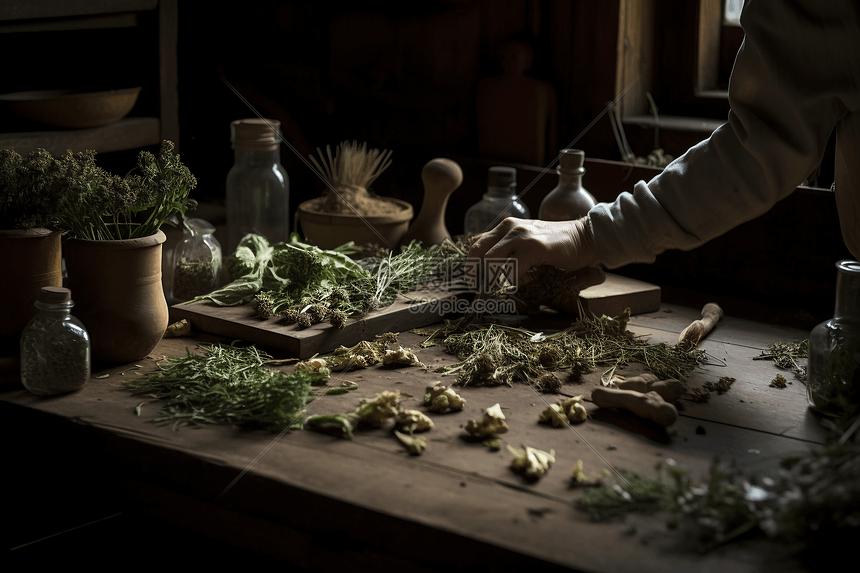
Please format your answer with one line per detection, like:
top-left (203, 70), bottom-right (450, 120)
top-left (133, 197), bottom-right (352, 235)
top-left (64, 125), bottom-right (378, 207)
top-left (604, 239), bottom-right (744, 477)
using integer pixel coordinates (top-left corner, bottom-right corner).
top-left (174, 0), bottom-right (851, 331)
top-left (176, 0), bottom-right (622, 212)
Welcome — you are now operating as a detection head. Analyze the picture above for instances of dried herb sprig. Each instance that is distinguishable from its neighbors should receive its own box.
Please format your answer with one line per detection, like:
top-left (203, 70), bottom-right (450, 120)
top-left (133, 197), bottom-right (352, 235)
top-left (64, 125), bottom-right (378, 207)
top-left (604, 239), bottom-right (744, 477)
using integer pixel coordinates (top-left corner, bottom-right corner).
top-left (123, 343), bottom-right (322, 430)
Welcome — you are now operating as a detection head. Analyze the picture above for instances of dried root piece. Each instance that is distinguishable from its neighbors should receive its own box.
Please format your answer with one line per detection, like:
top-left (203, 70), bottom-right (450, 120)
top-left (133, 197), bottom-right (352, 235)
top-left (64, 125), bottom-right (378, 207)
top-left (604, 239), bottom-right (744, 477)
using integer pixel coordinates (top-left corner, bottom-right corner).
top-left (355, 390), bottom-right (401, 427)
top-left (394, 430), bottom-right (426, 455)
top-left (591, 387), bottom-right (678, 426)
top-left (383, 346), bottom-right (425, 367)
top-left (164, 319), bottom-right (191, 338)
top-left (678, 302), bottom-right (723, 347)
top-left (508, 444), bottom-right (555, 481)
top-left (611, 373), bottom-right (686, 403)
top-left (570, 459), bottom-right (608, 487)
top-left (295, 356), bottom-right (331, 383)
top-left (395, 409), bottom-right (434, 433)
top-left (328, 333), bottom-right (399, 371)
top-left (539, 395), bottom-right (588, 427)
top-left (424, 383), bottom-right (466, 413)
top-left (465, 403), bottom-right (508, 438)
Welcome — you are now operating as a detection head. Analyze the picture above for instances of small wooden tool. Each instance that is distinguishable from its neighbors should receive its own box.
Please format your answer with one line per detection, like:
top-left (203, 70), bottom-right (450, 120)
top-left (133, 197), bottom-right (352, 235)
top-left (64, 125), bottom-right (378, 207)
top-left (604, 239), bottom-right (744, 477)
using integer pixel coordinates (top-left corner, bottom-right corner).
top-left (400, 158), bottom-right (463, 247)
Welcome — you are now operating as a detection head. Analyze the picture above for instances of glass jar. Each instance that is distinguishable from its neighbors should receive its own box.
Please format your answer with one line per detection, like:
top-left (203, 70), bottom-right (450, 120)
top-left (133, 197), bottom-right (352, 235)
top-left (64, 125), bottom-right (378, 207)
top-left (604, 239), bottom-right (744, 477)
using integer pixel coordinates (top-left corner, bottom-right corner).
top-left (538, 149), bottom-right (596, 221)
top-left (171, 217), bottom-right (223, 302)
top-left (464, 166), bottom-right (530, 236)
top-left (20, 286), bottom-right (90, 395)
top-left (225, 118), bottom-right (290, 254)
top-left (807, 260), bottom-right (860, 418)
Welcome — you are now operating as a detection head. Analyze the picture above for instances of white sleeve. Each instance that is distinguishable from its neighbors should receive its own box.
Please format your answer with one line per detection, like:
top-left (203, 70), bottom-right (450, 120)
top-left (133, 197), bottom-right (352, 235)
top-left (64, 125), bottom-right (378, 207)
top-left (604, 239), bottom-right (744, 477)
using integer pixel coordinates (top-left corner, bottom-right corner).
top-left (589, 0), bottom-right (860, 268)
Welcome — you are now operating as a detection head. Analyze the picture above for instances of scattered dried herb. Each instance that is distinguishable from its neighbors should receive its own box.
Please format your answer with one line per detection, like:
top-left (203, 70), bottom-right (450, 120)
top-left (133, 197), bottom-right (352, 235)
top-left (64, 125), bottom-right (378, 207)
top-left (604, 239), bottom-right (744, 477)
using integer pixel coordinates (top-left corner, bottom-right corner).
top-left (770, 374), bottom-right (788, 389)
top-left (436, 309), bottom-right (704, 390)
top-left (753, 339), bottom-right (808, 378)
top-left (577, 442), bottom-right (860, 557)
top-left (123, 343), bottom-right (321, 430)
top-left (703, 376), bottom-right (735, 394)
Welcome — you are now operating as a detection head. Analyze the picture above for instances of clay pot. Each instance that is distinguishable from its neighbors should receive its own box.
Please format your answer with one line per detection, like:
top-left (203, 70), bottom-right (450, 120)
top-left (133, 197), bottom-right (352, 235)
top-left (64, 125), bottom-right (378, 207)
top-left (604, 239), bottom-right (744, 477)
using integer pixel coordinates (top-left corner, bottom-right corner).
top-left (296, 197), bottom-right (414, 250)
top-left (0, 228), bottom-right (63, 356)
top-left (63, 231), bottom-right (168, 363)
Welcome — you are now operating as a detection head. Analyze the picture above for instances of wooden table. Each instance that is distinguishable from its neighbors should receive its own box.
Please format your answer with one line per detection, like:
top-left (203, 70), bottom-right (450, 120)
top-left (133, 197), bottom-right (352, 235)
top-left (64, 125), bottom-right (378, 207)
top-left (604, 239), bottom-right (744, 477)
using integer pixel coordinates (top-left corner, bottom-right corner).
top-left (3, 304), bottom-right (828, 571)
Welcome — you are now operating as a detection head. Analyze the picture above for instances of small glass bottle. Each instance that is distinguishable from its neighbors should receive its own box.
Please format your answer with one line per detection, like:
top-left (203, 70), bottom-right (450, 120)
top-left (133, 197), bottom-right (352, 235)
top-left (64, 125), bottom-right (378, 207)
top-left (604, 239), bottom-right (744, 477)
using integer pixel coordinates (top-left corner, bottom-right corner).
top-left (464, 166), bottom-right (530, 236)
top-left (807, 260), bottom-right (860, 417)
top-left (225, 118), bottom-right (290, 254)
top-left (171, 217), bottom-right (223, 303)
top-left (20, 286), bottom-right (90, 395)
top-left (538, 148), bottom-right (596, 221)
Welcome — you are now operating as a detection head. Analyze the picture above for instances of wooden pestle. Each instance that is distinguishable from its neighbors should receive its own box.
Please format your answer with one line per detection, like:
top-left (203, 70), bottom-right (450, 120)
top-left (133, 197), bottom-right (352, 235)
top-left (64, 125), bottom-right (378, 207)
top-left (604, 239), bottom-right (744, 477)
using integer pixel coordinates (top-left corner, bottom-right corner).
top-left (678, 302), bottom-right (724, 346)
top-left (591, 387), bottom-right (678, 426)
top-left (400, 158), bottom-right (463, 247)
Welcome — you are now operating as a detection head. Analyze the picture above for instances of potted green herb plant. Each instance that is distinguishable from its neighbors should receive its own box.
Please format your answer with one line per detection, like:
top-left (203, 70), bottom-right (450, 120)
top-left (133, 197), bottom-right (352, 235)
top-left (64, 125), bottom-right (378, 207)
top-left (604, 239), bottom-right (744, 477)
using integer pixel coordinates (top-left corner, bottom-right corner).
top-left (0, 149), bottom-right (65, 356)
top-left (59, 140), bottom-right (198, 363)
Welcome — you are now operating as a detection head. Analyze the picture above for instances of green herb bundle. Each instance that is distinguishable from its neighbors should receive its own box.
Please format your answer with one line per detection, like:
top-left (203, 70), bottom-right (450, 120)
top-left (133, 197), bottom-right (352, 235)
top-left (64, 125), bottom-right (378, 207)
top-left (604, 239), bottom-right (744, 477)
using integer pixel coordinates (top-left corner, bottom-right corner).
top-left (124, 343), bottom-right (321, 431)
top-left (190, 233), bottom-right (462, 329)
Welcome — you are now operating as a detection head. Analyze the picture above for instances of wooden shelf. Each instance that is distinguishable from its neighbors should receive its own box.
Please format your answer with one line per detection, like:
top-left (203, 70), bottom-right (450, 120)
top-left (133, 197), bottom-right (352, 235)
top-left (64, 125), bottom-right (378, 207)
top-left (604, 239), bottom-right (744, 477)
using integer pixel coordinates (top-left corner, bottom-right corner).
top-left (0, 0), bottom-right (156, 22)
top-left (0, 0), bottom-right (178, 154)
top-left (0, 117), bottom-right (161, 155)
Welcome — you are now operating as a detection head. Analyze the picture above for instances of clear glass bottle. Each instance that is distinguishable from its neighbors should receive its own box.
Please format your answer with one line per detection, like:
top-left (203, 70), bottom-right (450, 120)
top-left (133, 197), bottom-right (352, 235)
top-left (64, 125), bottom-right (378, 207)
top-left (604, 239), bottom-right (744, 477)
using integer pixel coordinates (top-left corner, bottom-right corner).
top-left (807, 260), bottom-right (860, 417)
top-left (225, 118), bottom-right (290, 254)
top-left (538, 148), bottom-right (596, 221)
top-left (20, 286), bottom-right (90, 395)
top-left (464, 166), bottom-right (530, 236)
top-left (171, 217), bottom-right (223, 303)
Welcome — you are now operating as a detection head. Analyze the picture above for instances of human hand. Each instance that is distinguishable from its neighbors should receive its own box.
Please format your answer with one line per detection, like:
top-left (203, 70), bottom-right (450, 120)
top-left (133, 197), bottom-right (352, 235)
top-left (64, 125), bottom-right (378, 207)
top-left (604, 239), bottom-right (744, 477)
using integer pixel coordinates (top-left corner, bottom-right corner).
top-left (468, 216), bottom-right (599, 279)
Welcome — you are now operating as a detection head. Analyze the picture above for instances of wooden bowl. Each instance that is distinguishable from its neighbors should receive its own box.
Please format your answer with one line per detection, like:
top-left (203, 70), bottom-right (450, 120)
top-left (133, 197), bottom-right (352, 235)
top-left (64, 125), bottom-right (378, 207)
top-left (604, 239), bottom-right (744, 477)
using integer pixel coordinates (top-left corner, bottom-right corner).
top-left (297, 197), bottom-right (414, 250)
top-left (0, 87), bottom-right (141, 129)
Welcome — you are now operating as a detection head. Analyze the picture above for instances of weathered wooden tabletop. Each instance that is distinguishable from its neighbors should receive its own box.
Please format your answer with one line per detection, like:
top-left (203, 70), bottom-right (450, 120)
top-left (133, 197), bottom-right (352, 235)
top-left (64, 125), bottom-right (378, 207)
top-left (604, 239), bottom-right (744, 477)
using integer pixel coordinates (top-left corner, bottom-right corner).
top-left (2, 303), bottom-right (827, 572)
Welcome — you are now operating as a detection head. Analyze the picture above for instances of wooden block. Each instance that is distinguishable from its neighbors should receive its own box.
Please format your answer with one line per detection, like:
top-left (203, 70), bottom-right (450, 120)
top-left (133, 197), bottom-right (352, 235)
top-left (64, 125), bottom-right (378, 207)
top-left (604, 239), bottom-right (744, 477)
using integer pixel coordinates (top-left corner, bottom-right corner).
top-left (578, 273), bottom-right (661, 318)
top-left (170, 291), bottom-right (458, 359)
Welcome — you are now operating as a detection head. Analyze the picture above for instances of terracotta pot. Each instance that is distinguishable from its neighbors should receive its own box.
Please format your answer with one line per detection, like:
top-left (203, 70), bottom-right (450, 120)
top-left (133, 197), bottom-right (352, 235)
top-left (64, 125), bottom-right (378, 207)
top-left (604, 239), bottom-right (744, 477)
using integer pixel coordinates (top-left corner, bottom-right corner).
top-left (297, 198), bottom-right (414, 250)
top-left (63, 231), bottom-right (168, 363)
top-left (0, 229), bottom-right (63, 356)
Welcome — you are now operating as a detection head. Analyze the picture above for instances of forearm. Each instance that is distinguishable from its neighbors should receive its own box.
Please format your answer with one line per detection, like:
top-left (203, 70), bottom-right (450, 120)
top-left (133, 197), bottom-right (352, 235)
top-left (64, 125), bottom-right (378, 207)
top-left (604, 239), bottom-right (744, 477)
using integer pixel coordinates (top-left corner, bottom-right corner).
top-left (589, 0), bottom-right (854, 269)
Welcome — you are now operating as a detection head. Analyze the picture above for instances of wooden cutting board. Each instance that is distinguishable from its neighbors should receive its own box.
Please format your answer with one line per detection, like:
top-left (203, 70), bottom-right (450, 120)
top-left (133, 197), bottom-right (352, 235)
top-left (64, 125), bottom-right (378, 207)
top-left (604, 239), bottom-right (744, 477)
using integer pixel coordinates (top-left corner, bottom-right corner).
top-left (171, 292), bottom-right (459, 359)
top-left (578, 272), bottom-right (661, 317)
top-left (170, 274), bottom-right (660, 359)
